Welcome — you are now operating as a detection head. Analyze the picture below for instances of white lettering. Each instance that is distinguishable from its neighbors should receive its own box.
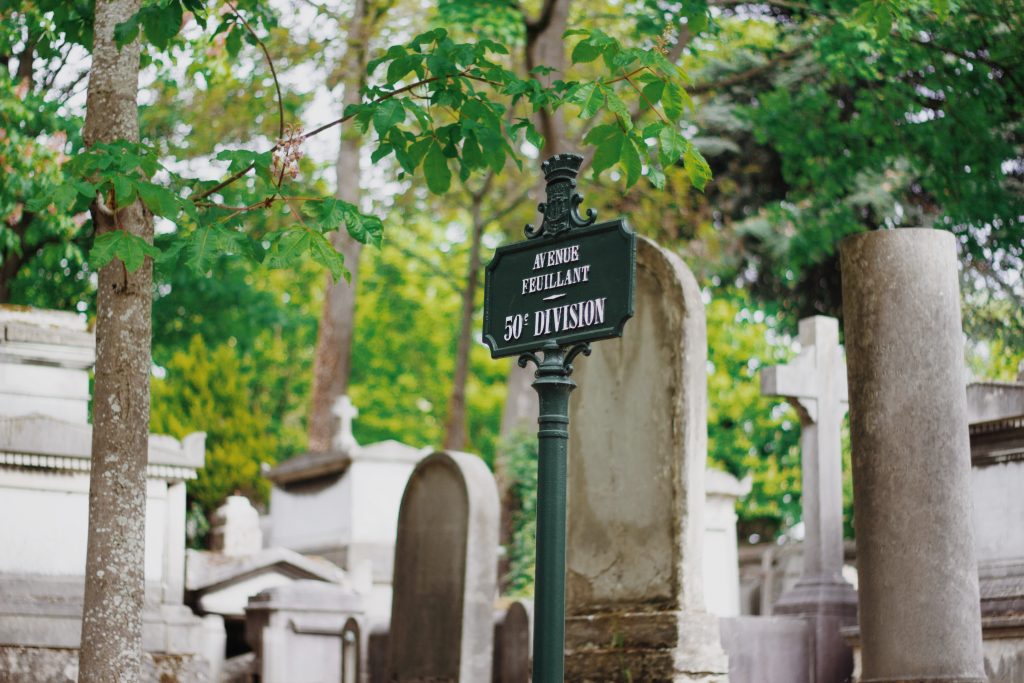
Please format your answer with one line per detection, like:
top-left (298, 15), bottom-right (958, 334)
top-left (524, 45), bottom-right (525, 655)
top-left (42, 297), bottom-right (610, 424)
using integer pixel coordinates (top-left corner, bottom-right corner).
top-left (532, 244), bottom-right (582, 271)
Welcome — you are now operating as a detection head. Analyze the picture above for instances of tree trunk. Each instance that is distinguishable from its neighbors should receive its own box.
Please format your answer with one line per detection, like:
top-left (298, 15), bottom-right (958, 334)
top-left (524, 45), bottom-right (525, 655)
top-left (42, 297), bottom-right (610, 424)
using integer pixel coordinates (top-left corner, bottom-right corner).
top-left (78, 1), bottom-right (152, 681)
top-left (443, 190), bottom-right (488, 451)
top-left (495, 0), bottom-right (573, 591)
top-left (307, 0), bottom-right (372, 451)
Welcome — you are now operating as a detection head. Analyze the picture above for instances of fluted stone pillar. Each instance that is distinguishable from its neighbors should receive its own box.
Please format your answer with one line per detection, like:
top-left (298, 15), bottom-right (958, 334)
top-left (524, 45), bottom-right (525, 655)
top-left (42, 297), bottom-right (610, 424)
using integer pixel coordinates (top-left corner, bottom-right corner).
top-left (840, 228), bottom-right (985, 683)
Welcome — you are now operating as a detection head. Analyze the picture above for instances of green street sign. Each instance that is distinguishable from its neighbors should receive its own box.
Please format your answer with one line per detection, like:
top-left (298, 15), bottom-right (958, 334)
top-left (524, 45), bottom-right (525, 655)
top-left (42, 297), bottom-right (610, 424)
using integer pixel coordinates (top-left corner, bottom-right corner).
top-left (482, 153), bottom-right (638, 683)
top-left (482, 156), bottom-right (637, 358)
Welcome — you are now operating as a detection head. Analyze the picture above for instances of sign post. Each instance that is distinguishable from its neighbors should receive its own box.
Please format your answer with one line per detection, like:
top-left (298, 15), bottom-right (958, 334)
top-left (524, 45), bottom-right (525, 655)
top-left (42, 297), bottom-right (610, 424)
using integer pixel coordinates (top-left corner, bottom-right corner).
top-left (483, 153), bottom-right (636, 682)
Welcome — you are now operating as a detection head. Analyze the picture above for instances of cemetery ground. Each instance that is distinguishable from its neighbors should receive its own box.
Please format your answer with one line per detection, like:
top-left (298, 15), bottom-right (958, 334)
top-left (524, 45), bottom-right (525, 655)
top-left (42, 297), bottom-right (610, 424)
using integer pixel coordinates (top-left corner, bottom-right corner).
top-left (2, 1), bottom-right (1024, 682)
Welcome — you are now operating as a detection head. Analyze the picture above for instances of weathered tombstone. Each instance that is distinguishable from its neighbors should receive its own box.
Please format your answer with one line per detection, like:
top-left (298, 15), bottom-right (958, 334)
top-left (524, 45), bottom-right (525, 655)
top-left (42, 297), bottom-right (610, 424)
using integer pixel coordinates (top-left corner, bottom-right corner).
top-left (210, 495), bottom-right (264, 556)
top-left (760, 315), bottom-right (857, 682)
top-left (387, 450), bottom-right (499, 683)
top-left (565, 236), bottom-right (729, 681)
top-left (492, 599), bottom-right (533, 683)
top-left (840, 229), bottom-right (985, 682)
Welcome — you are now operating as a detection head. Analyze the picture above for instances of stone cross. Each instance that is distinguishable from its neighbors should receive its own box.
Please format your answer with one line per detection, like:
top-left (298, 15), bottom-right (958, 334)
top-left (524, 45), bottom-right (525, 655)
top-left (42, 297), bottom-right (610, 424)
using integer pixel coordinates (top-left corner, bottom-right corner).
top-left (761, 315), bottom-right (848, 580)
top-left (331, 395), bottom-right (359, 452)
top-left (761, 316), bottom-right (857, 683)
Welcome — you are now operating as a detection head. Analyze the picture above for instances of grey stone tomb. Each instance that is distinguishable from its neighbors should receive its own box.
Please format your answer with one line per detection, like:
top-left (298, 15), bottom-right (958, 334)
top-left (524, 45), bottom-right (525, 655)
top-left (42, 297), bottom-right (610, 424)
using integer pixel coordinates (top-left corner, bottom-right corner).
top-left (386, 450), bottom-right (500, 683)
top-left (841, 228), bottom-right (985, 683)
top-left (760, 315), bottom-right (857, 683)
top-left (565, 236), bottom-right (728, 682)
top-left (245, 579), bottom-right (365, 683)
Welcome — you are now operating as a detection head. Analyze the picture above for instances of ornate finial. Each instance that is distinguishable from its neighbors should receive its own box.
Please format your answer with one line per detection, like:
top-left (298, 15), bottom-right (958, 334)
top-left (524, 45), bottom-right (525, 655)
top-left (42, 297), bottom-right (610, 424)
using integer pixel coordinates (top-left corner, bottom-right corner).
top-left (525, 153), bottom-right (597, 239)
top-left (331, 395), bottom-right (359, 452)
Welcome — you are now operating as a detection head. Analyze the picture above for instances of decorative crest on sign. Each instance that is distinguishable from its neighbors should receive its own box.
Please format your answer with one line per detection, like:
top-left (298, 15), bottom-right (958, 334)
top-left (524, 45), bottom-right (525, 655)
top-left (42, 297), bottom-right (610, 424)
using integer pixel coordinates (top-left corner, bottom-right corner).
top-left (525, 153), bottom-right (597, 240)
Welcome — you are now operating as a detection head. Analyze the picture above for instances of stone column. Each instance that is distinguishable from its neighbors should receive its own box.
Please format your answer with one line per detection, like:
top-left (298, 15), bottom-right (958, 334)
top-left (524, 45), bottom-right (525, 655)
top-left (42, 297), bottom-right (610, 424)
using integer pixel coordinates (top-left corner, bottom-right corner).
top-left (761, 316), bottom-right (857, 683)
top-left (840, 228), bottom-right (985, 683)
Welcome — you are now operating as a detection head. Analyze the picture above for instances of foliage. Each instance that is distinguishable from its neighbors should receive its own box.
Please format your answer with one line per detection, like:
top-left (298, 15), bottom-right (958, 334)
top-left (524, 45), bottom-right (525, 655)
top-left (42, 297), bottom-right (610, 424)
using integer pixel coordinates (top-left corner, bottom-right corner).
top-left (151, 335), bottom-right (283, 523)
top-left (498, 428), bottom-right (539, 596)
top-left (706, 289), bottom-right (802, 538)
top-left (348, 215), bottom-right (507, 461)
top-left (679, 0), bottom-right (1023, 343)
top-left (24, 0), bottom-right (710, 287)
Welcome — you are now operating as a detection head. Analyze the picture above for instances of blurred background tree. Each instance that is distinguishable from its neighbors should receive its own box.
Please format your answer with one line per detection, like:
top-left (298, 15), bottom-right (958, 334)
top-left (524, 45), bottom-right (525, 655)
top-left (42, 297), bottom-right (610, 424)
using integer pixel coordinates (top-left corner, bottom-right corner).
top-left (3, 0), bottom-right (1021, 578)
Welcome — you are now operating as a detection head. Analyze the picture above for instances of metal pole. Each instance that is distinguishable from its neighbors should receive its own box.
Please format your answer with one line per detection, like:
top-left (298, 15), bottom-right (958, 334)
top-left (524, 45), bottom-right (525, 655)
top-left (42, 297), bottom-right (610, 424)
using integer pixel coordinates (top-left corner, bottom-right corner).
top-left (519, 341), bottom-right (590, 683)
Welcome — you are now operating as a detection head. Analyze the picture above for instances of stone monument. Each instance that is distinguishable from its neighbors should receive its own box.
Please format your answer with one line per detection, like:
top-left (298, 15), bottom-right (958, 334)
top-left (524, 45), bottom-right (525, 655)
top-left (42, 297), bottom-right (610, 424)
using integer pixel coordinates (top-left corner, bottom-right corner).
top-left (966, 379), bottom-right (1024, 682)
top-left (386, 450), bottom-right (499, 683)
top-left (264, 395), bottom-right (426, 624)
top-left (840, 228), bottom-right (985, 682)
top-left (0, 306), bottom-right (209, 682)
top-left (245, 579), bottom-right (365, 683)
top-left (564, 237), bottom-right (729, 682)
top-left (760, 315), bottom-right (858, 682)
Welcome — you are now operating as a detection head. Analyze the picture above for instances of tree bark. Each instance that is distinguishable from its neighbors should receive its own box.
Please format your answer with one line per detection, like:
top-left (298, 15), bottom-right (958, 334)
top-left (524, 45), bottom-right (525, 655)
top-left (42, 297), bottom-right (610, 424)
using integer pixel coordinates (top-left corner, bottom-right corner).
top-left (307, 0), bottom-right (372, 451)
top-left (443, 187), bottom-right (489, 451)
top-left (78, 1), bottom-right (152, 681)
top-left (495, 0), bottom-right (573, 591)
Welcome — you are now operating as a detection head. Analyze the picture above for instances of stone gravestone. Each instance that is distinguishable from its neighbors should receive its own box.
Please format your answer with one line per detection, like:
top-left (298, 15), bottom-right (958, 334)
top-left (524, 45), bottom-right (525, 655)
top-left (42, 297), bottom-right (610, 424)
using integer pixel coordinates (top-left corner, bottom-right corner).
top-left (841, 229), bottom-right (985, 683)
top-left (565, 237), bottom-right (728, 682)
top-left (760, 315), bottom-right (857, 683)
top-left (492, 599), bottom-right (532, 683)
top-left (387, 450), bottom-right (500, 683)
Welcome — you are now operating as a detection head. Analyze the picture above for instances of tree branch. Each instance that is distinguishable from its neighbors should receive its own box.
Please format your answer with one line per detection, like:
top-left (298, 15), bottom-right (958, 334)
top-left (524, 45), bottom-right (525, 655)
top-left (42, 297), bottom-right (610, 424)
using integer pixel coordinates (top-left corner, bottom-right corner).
top-left (688, 44), bottom-right (808, 95)
top-left (524, 0), bottom-right (559, 35)
top-left (226, 1), bottom-right (285, 141)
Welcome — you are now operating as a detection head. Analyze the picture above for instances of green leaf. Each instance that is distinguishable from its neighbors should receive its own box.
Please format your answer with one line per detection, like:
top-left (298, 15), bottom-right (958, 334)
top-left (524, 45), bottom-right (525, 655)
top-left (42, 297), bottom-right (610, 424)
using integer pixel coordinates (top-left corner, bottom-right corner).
top-left (641, 79), bottom-right (665, 107)
top-left (74, 181), bottom-right (97, 198)
top-left (52, 183), bottom-right (79, 212)
top-left (344, 208), bottom-right (384, 248)
top-left (572, 38), bottom-right (601, 64)
top-left (185, 226), bottom-right (220, 272)
top-left (112, 174), bottom-right (137, 206)
top-left (306, 198), bottom-right (349, 233)
top-left (89, 231), bottom-right (121, 270)
top-left (647, 165), bottom-right (666, 189)
top-left (141, 1), bottom-right (183, 51)
top-left (265, 228), bottom-right (311, 270)
top-left (658, 125), bottom-right (687, 166)
top-left (373, 99), bottom-right (405, 136)
top-left (137, 182), bottom-right (180, 218)
top-left (605, 89), bottom-right (631, 124)
top-left (585, 124), bottom-right (624, 176)
top-left (663, 82), bottom-right (686, 120)
top-left (118, 231), bottom-right (159, 272)
top-left (309, 232), bottom-right (348, 282)
top-left (90, 230), bottom-right (159, 272)
top-left (683, 145), bottom-right (713, 191)
top-left (114, 13), bottom-right (141, 47)
top-left (423, 140), bottom-right (452, 194)
top-left (621, 137), bottom-right (643, 187)
top-left (386, 55), bottom-right (417, 85)
top-left (572, 82), bottom-right (605, 119)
